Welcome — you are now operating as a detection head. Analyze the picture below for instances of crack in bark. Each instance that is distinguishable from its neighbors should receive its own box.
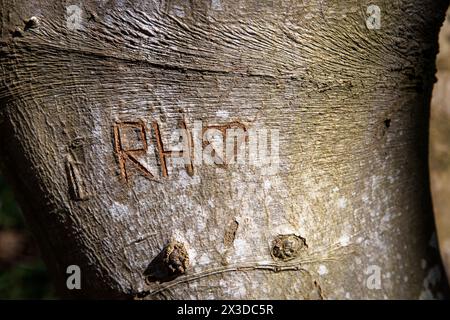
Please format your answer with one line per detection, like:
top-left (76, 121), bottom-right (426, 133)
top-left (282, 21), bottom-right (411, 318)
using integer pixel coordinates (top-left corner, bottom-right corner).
top-left (135, 242), bottom-right (356, 299)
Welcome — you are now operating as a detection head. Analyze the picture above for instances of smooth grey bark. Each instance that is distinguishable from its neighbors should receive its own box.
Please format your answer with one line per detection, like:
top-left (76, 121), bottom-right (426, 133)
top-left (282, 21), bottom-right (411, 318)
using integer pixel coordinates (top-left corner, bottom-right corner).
top-left (0, 0), bottom-right (448, 299)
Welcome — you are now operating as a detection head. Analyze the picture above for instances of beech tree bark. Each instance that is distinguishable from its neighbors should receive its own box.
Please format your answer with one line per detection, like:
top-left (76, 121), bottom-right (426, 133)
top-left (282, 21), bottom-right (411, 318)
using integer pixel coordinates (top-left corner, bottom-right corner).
top-left (0, 0), bottom-right (449, 299)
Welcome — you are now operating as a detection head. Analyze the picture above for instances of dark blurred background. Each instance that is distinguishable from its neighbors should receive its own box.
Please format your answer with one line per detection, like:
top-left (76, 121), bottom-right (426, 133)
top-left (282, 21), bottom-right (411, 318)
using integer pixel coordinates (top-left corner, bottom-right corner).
top-left (0, 176), bottom-right (55, 299)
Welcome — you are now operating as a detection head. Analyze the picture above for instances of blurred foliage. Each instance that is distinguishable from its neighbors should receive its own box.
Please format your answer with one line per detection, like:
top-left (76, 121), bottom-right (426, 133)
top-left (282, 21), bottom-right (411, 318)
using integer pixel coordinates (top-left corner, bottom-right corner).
top-left (0, 261), bottom-right (55, 299)
top-left (0, 177), bottom-right (23, 229)
top-left (0, 176), bottom-right (55, 299)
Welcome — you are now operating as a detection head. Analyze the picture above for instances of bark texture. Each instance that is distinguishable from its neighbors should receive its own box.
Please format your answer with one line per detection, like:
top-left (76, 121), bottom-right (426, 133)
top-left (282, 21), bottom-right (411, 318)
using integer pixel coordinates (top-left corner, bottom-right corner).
top-left (0, 0), bottom-right (448, 299)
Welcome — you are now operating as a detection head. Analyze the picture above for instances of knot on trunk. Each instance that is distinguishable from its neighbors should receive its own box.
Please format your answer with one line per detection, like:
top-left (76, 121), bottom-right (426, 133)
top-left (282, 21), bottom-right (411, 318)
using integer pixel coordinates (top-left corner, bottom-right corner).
top-left (144, 240), bottom-right (189, 283)
top-left (271, 234), bottom-right (307, 261)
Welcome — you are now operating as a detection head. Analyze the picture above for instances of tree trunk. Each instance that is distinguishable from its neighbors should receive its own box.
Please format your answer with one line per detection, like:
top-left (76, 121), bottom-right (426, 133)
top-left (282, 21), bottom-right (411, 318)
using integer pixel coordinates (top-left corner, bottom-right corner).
top-left (430, 5), bottom-right (450, 286)
top-left (0, 0), bottom-right (448, 299)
